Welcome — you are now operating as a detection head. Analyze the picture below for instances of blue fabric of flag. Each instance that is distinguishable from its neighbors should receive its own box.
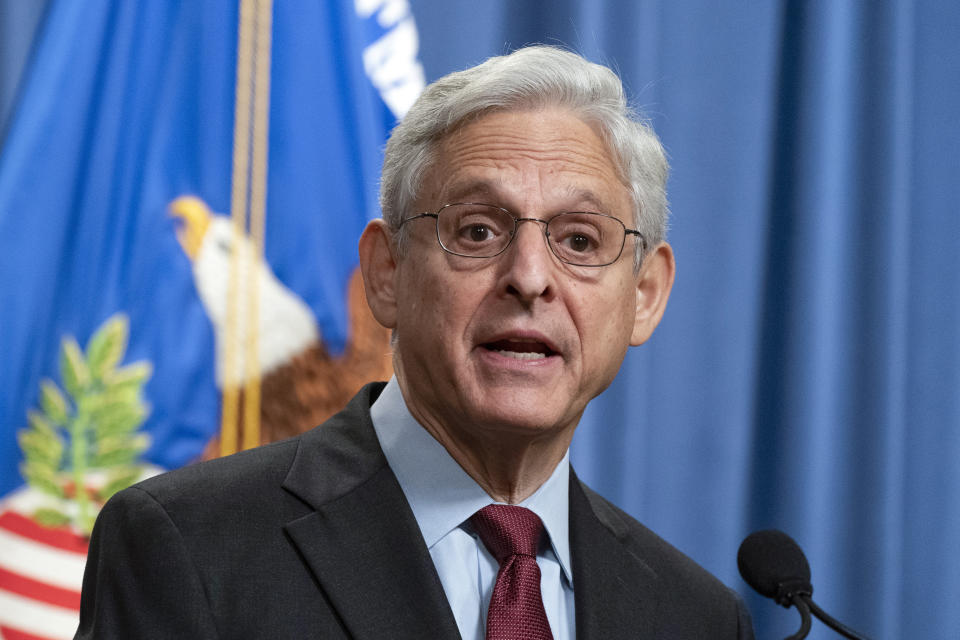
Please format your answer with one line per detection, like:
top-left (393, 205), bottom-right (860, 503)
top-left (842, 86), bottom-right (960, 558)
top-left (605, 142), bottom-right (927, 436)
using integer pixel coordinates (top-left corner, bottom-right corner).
top-left (0, 0), bottom-right (405, 488)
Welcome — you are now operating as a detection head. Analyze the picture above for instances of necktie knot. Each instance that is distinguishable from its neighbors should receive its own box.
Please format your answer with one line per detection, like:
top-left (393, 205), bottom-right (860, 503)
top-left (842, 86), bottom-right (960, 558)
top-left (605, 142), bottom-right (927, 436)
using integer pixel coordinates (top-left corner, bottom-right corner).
top-left (470, 504), bottom-right (544, 563)
top-left (470, 504), bottom-right (553, 639)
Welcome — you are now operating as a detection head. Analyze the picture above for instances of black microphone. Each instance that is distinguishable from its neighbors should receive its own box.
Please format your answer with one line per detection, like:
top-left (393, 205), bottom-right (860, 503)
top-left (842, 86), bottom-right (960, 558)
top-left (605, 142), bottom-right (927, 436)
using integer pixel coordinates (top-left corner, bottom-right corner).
top-left (737, 530), bottom-right (872, 640)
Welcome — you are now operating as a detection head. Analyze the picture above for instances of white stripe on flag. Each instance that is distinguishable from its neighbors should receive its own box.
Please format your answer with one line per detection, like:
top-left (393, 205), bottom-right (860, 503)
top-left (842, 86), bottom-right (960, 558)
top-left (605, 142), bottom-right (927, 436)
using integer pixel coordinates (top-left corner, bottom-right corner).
top-left (0, 589), bottom-right (78, 639)
top-left (0, 528), bottom-right (86, 591)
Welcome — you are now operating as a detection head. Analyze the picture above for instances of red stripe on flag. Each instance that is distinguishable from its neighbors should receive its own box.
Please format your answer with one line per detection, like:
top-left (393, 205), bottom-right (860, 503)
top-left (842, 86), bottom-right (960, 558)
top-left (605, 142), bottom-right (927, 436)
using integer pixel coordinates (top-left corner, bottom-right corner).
top-left (0, 565), bottom-right (81, 610)
top-left (0, 511), bottom-right (88, 554)
top-left (0, 624), bottom-right (59, 640)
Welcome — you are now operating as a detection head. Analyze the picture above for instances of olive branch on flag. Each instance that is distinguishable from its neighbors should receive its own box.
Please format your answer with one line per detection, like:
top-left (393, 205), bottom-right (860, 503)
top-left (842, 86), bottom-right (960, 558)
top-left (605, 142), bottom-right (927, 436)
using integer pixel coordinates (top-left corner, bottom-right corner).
top-left (16, 313), bottom-right (153, 535)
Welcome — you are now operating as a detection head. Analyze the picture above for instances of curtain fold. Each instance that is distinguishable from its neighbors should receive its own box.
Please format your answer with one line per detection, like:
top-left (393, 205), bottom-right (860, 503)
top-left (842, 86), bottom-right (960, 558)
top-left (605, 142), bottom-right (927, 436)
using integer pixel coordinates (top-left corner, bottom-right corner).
top-left (412, 2), bottom-right (959, 638)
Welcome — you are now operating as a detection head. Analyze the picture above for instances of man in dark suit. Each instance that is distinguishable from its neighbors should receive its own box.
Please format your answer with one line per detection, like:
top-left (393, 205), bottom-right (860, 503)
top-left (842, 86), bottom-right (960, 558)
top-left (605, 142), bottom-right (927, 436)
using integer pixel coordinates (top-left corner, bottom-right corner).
top-left (76, 46), bottom-right (753, 639)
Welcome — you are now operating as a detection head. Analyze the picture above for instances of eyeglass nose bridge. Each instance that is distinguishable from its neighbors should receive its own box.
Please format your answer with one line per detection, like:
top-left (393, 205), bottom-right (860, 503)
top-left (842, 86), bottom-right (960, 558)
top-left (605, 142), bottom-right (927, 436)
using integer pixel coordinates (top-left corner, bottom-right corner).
top-left (505, 216), bottom-right (554, 254)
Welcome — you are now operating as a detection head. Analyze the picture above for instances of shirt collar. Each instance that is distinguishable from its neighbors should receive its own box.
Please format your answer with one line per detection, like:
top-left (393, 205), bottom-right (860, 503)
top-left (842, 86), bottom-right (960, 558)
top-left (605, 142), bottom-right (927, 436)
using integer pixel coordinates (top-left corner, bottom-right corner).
top-left (370, 377), bottom-right (573, 585)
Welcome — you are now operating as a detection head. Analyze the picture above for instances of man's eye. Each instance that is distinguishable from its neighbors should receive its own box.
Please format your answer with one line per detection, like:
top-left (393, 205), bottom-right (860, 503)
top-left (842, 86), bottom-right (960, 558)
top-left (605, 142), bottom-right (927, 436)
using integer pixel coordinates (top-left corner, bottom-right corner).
top-left (558, 231), bottom-right (599, 253)
top-left (463, 224), bottom-right (493, 243)
top-left (567, 234), bottom-right (592, 252)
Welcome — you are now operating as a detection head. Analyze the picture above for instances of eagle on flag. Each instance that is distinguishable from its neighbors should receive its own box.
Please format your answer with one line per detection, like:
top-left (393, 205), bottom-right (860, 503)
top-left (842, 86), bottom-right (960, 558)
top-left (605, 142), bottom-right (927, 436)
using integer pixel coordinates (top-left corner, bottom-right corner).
top-left (170, 196), bottom-right (394, 457)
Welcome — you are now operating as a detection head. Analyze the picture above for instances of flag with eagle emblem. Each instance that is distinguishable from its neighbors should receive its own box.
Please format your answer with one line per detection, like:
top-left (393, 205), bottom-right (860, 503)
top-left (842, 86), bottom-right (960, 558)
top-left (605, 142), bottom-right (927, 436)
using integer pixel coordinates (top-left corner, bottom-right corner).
top-left (0, 1), bottom-right (424, 637)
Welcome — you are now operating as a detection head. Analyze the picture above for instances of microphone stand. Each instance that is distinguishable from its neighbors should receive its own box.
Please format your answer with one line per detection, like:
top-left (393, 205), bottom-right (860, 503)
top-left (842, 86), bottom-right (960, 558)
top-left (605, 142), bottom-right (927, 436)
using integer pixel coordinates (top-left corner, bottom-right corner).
top-left (785, 593), bottom-right (812, 640)
top-left (802, 595), bottom-right (872, 640)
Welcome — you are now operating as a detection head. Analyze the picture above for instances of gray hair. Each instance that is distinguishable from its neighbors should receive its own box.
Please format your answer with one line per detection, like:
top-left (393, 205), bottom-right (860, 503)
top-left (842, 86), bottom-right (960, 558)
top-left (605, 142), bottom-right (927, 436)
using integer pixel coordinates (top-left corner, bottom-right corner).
top-left (379, 45), bottom-right (669, 268)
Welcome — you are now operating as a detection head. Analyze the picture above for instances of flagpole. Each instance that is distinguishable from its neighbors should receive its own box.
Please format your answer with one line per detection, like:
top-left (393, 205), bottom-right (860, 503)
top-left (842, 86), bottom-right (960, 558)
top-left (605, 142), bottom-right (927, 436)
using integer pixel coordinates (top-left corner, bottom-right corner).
top-left (243, 0), bottom-right (273, 452)
top-left (222, 0), bottom-right (258, 457)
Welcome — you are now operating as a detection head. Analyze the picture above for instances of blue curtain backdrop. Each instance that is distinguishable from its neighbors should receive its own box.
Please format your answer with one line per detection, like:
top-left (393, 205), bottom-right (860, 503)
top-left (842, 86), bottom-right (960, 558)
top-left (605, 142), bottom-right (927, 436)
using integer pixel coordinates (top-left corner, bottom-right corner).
top-left (1, 2), bottom-right (957, 639)
top-left (409, 2), bottom-right (960, 639)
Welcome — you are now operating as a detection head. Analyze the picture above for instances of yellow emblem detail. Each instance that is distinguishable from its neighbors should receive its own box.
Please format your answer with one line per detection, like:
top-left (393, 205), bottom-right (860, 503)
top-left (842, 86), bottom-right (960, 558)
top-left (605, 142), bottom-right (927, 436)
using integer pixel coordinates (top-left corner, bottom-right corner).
top-left (170, 196), bottom-right (213, 260)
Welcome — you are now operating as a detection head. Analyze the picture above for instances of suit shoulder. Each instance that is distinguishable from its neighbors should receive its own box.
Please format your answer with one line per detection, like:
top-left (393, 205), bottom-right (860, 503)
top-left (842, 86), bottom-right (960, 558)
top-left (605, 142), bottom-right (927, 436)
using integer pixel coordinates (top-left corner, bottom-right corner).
top-left (571, 479), bottom-right (754, 637)
top-left (125, 384), bottom-right (387, 519)
top-left (131, 437), bottom-right (301, 510)
top-left (579, 482), bottom-right (736, 597)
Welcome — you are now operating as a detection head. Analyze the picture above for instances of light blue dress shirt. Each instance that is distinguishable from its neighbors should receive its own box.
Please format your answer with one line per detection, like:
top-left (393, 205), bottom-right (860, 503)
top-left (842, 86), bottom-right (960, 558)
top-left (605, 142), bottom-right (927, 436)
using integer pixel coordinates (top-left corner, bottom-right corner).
top-left (370, 377), bottom-right (576, 640)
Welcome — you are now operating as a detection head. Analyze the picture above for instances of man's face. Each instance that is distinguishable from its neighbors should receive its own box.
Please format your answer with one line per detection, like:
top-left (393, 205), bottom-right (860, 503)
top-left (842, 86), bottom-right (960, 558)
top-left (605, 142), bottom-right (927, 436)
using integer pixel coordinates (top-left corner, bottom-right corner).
top-left (385, 107), bottom-right (661, 442)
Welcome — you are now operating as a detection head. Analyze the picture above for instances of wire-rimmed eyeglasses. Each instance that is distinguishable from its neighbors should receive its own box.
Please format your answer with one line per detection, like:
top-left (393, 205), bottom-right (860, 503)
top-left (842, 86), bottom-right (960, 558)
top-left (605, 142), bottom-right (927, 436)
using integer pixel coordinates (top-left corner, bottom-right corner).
top-left (398, 203), bottom-right (644, 267)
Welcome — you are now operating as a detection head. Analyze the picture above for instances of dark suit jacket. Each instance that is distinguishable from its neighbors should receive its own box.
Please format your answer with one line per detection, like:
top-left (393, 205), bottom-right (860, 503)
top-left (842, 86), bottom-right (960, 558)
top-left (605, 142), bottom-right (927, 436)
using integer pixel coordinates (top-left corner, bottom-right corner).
top-left (76, 383), bottom-right (753, 639)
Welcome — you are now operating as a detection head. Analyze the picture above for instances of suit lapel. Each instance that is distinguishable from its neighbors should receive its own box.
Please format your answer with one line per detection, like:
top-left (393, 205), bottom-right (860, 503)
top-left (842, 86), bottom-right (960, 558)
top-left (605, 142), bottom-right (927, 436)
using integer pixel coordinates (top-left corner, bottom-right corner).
top-left (570, 474), bottom-right (662, 640)
top-left (281, 385), bottom-right (461, 640)
top-left (277, 385), bottom-right (667, 639)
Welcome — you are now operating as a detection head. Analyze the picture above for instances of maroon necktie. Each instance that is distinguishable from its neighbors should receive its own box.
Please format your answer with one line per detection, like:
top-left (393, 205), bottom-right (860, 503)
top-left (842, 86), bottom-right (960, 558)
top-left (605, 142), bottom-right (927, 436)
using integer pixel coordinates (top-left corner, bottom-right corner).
top-left (470, 504), bottom-right (554, 640)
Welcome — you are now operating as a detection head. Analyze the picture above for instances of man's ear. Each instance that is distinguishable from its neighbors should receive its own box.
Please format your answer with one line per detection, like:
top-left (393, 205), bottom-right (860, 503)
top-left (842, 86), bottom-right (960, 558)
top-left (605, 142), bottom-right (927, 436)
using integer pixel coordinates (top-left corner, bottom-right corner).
top-left (630, 242), bottom-right (676, 346)
top-left (358, 219), bottom-right (399, 329)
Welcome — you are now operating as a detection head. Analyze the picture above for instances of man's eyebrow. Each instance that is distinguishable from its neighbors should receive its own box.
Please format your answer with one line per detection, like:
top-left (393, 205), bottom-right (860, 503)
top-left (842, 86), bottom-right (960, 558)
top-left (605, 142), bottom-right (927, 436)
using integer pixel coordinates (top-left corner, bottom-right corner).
top-left (440, 179), bottom-right (501, 203)
top-left (559, 186), bottom-right (613, 213)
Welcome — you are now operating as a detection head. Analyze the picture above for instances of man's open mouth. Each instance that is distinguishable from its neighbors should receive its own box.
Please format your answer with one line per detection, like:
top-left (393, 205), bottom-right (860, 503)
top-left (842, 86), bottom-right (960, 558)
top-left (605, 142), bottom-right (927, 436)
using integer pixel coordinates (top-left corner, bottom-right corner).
top-left (482, 338), bottom-right (557, 360)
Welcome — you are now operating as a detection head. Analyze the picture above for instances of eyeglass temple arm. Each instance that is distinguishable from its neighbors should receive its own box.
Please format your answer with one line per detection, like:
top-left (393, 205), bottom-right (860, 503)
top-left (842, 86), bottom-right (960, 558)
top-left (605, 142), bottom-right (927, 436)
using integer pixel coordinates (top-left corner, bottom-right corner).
top-left (625, 228), bottom-right (647, 250)
top-left (398, 212), bottom-right (438, 228)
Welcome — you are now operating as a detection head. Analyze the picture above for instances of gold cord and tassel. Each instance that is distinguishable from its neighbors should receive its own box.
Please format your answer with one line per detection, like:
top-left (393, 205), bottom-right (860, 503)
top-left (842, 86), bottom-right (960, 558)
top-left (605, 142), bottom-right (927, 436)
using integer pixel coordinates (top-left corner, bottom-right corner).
top-left (221, 0), bottom-right (273, 456)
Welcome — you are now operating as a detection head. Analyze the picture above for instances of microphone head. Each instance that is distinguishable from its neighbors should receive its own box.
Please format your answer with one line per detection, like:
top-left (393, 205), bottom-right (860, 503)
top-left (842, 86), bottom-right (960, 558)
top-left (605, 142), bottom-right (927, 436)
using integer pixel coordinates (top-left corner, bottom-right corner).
top-left (738, 529), bottom-right (813, 607)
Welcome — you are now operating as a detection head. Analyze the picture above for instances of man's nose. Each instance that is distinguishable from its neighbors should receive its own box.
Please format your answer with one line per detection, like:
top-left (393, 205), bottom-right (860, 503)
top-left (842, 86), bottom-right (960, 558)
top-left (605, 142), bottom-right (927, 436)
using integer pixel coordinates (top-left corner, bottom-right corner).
top-left (498, 219), bottom-right (555, 302)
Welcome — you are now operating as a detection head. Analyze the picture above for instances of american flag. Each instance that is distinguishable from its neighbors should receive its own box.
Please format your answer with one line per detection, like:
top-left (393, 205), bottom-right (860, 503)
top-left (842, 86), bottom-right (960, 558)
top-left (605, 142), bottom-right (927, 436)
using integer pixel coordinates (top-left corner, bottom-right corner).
top-left (0, 487), bottom-right (86, 640)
